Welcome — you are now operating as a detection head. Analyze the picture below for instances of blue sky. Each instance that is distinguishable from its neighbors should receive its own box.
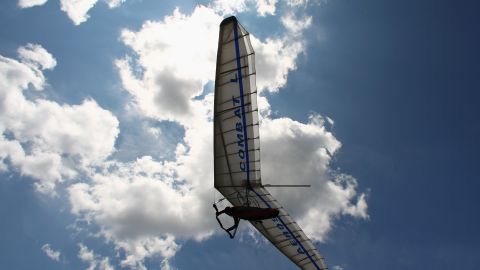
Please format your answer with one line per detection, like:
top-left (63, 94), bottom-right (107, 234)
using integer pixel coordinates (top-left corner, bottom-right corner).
top-left (1, 0), bottom-right (479, 269)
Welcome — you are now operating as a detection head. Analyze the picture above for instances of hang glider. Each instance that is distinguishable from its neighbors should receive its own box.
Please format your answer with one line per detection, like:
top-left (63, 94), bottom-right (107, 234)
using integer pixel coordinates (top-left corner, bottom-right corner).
top-left (213, 16), bottom-right (328, 270)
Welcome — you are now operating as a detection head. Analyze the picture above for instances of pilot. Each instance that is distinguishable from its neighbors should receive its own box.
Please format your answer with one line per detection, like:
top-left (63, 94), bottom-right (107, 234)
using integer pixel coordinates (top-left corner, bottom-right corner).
top-left (213, 204), bottom-right (279, 238)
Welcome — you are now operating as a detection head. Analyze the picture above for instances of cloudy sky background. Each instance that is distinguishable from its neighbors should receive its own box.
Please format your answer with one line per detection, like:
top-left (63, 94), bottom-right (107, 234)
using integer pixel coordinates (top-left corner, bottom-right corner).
top-left (1, 0), bottom-right (479, 269)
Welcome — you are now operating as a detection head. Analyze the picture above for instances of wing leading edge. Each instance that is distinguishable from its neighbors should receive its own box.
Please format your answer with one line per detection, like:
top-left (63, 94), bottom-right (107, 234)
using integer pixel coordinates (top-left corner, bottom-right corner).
top-left (213, 16), bottom-right (327, 270)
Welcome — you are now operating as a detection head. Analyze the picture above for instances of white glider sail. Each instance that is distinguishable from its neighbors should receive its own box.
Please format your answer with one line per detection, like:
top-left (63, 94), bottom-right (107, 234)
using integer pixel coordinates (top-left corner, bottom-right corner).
top-left (213, 16), bottom-right (328, 270)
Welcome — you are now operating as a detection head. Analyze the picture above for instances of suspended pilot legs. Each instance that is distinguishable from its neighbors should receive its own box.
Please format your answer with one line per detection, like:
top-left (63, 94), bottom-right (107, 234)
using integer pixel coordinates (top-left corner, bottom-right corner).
top-left (213, 204), bottom-right (240, 239)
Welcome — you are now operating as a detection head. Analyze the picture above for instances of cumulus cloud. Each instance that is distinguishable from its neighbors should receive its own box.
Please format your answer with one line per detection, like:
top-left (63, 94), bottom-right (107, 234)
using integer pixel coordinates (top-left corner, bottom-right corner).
top-left (287, 0), bottom-right (310, 6)
top-left (211, 0), bottom-right (277, 16)
top-left (256, 0), bottom-right (277, 16)
top-left (211, 0), bottom-right (249, 15)
top-left (18, 0), bottom-right (126, 25)
top-left (5, 0), bottom-right (367, 268)
top-left (78, 244), bottom-right (114, 270)
top-left (62, 4), bottom-right (368, 268)
top-left (281, 12), bottom-right (312, 36)
top-left (41, 243), bottom-right (61, 262)
top-left (116, 6), bottom-right (220, 126)
top-left (68, 155), bottom-right (209, 269)
top-left (68, 156), bottom-right (213, 239)
top-left (105, 0), bottom-right (125, 8)
top-left (18, 0), bottom-right (48, 8)
top-left (17, 43), bottom-right (57, 70)
top-left (114, 235), bottom-right (178, 269)
top-left (116, 4), bottom-right (309, 124)
top-left (0, 44), bottom-right (119, 194)
top-left (252, 35), bottom-right (305, 93)
top-left (261, 115), bottom-right (368, 240)
top-left (59, 0), bottom-right (98, 25)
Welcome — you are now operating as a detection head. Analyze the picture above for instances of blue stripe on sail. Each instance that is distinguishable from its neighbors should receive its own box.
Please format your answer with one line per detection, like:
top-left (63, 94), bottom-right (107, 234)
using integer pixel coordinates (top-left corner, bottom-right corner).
top-left (233, 21), bottom-right (251, 189)
top-left (232, 20), bottom-right (321, 270)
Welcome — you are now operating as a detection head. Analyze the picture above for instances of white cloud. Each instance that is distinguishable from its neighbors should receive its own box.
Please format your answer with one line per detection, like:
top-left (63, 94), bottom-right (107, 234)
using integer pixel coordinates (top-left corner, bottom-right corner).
top-left (287, 0), bottom-right (309, 6)
top-left (326, 116), bottom-right (334, 125)
top-left (105, 0), bottom-right (125, 8)
top-left (64, 4), bottom-right (367, 268)
top-left (65, 4), bottom-right (312, 265)
top-left (252, 35), bottom-right (305, 93)
top-left (117, 6), bottom-right (220, 126)
top-left (256, 0), bottom-right (277, 16)
top-left (287, 0), bottom-right (327, 7)
top-left (78, 244), bottom-right (96, 270)
top-left (4, 1), bottom-right (367, 269)
top-left (115, 236), bottom-right (179, 269)
top-left (260, 115), bottom-right (367, 241)
top-left (211, 0), bottom-right (277, 16)
top-left (17, 0), bottom-right (277, 26)
top-left (78, 244), bottom-right (114, 270)
top-left (211, 0), bottom-right (249, 15)
top-left (160, 259), bottom-right (176, 270)
top-left (18, 0), bottom-right (48, 8)
top-left (18, 0), bottom-right (126, 25)
top-left (17, 43), bottom-right (57, 70)
top-left (0, 4), bottom-right (366, 270)
top-left (146, 126), bottom-right (161, 139)
top-left (0, 44), bottom-right (119, 194)
top-left (281, 12), bottom-right (312, 35)
top-left (41, 243), bottom-right (61, 262)
top-left (59, 0), bottom-right (98, 25)
top-left (68, 155), bottom-right (209, 269)
top-left (68, 156), bottom-right (214, 239)
top-left (0, 3), bottom-right (366, 268)
top-left (117, 5), bottom-right (308, 126)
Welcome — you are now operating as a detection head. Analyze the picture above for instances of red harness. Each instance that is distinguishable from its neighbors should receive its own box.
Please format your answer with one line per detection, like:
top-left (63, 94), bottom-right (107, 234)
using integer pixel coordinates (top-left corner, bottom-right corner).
top-left (224, 206), bottom-right (279, 221)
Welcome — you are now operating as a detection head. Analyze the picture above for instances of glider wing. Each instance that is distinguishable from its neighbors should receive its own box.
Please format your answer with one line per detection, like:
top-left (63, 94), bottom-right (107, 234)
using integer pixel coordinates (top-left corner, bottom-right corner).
top-left (213, 16), bottom-right (328, 270)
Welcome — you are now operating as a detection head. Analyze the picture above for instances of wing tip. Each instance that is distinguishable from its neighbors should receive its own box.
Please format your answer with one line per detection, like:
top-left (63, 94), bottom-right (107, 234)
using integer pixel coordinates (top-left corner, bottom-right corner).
top-left (220, 16), bottom-right (237, 26)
